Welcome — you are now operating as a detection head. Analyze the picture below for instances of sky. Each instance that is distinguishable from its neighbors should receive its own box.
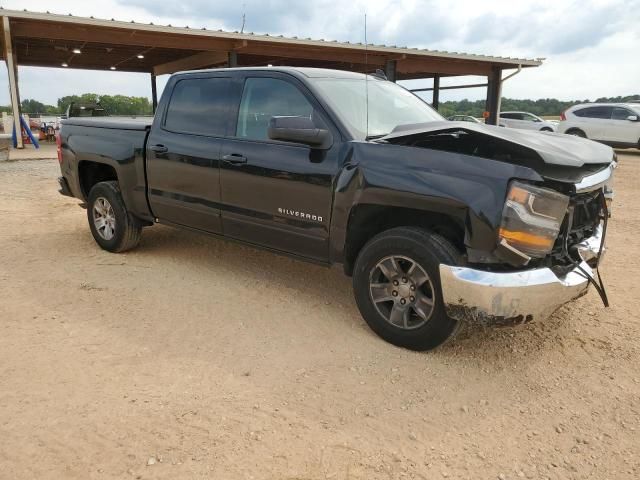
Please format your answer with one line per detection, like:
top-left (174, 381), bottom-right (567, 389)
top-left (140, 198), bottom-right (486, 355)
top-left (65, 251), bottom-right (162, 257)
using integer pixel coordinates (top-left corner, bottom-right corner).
top-left (1, 0), bottom-right (639, 106)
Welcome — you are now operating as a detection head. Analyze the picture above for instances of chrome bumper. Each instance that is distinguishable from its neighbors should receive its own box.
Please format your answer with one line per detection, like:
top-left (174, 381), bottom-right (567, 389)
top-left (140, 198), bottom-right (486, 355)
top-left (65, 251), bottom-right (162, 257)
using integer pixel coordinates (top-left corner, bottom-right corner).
top-left (440, 228), bottom-right (604, 327)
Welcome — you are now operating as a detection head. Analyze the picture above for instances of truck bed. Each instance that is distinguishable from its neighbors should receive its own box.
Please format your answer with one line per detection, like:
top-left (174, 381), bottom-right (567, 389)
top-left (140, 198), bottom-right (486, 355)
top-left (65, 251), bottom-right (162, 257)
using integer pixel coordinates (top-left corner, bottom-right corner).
top-left (61, 116), bottom-right (153, 131)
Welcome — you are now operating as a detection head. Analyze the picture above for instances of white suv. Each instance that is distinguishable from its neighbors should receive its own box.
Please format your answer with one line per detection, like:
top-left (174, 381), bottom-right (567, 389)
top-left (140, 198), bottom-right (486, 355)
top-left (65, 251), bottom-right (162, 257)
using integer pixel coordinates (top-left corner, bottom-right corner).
top-left (499, 111), bottom-right (557, 132)
top-left (558, 103), bottom-right (640, 149)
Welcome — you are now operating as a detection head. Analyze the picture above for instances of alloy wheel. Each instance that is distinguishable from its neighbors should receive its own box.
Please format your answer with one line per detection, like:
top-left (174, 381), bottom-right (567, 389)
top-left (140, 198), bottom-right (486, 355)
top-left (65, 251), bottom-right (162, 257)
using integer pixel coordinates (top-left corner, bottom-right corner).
top-left (93, 197), bottom-right (116, 241)
top-left (369, 255), bottom-right (435, 330)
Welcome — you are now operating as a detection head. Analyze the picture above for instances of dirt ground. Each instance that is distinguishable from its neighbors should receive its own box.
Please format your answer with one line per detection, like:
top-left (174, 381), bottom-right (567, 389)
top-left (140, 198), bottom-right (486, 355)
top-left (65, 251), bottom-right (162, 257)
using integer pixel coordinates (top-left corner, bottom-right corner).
top-left (1, 152), bottom-right (639, 480)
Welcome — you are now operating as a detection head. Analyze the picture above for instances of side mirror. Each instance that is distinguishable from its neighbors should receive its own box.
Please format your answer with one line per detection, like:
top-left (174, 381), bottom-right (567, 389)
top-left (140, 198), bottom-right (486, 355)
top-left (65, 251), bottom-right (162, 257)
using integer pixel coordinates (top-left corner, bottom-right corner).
top-left (627, 115), bottom-right (639, 122)
top-left (268, 116), bottom-right (332, 149)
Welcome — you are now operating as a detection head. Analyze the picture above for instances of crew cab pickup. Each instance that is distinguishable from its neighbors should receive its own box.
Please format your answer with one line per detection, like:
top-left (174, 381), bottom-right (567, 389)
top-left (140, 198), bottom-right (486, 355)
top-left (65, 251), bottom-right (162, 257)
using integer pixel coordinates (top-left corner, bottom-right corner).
top-left (58, 67), bottom-right (615, 350)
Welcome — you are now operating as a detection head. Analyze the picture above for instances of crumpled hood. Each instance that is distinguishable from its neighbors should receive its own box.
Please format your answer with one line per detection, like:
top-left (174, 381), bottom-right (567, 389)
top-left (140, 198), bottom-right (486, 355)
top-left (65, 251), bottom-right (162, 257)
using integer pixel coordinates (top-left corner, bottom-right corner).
top-left (381, 121), bottom-right (615, 167)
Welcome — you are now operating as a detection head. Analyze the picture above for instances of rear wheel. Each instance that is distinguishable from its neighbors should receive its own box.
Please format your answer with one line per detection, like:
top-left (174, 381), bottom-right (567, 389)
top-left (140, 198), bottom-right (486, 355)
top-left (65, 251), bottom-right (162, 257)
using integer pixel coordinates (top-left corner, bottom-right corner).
top-left (352, 227), bottom-right (461, 351)
top-left (87, 181), bottom-right (142, 252)
top-left (540, 127), bottom-right (553, 132)
top-left (567, 129), bottom-right (587, 138)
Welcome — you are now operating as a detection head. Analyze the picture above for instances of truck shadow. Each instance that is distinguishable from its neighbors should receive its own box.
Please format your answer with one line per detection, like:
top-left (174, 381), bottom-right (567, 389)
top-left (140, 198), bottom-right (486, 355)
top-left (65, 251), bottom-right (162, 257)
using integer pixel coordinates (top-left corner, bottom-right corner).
top-left (128, 224), bottom-right (567, 359)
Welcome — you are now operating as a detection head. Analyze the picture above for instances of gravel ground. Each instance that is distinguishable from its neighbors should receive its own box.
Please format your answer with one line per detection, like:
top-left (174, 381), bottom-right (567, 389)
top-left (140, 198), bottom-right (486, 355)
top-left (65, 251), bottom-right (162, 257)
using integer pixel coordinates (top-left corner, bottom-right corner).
top-left (1, 153), bottom-right (639, 479)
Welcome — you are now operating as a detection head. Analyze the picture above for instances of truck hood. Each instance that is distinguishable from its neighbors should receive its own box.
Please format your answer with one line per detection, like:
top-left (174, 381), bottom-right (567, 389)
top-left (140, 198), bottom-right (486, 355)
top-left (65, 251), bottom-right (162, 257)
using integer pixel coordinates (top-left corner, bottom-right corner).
top-left (381, 121), bottom-right (614, 168)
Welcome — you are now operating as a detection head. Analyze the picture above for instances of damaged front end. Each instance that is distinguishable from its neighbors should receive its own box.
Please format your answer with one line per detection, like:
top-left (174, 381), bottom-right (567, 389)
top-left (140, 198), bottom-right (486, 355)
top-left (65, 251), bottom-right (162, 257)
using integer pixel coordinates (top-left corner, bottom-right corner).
top-left (380, 122), bottom-right (615, 327)
top-left (438, 160), bottom-right (614, 328)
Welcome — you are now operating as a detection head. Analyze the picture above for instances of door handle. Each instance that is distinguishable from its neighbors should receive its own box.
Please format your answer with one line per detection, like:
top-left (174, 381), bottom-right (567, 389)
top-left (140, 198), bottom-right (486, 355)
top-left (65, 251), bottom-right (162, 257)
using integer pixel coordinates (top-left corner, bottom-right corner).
top-left (222, 153), bottom-right (248, 164)
top-left (150, 144), bottom-right (168, 153)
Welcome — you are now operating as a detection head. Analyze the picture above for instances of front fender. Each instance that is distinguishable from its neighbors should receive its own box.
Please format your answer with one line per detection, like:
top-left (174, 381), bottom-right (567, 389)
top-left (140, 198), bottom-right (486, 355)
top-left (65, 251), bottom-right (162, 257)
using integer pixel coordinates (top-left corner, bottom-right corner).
top-left (329, 142), bottom-right (542, 264)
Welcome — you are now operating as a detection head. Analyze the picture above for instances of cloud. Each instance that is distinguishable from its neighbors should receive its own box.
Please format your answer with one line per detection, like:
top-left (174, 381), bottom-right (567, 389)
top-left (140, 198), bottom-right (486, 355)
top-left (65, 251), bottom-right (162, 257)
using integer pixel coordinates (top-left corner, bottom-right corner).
top-left (124, 0), bottom-right (323, 34)
top-left (0, 0), bottom-right (639, 105)
top-left (462, 1), bottom-right (632, 55)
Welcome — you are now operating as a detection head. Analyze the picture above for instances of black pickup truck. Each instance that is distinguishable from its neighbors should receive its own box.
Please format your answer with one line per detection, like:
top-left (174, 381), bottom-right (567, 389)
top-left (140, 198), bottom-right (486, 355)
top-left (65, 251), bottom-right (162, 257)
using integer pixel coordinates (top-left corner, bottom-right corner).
top-left (58, 67), bottom-right (615, 350)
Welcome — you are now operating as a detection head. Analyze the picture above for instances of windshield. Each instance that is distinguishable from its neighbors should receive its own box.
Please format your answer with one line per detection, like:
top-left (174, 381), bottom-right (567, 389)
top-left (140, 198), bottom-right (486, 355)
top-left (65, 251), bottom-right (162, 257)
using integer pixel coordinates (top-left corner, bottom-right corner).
top-left (310, 77), bottom-right (444, 139)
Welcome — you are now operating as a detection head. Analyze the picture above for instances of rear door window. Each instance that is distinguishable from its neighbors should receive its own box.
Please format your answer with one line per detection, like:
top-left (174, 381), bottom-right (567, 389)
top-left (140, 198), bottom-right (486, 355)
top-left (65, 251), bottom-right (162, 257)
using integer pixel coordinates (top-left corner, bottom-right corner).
top-left (164, 77), bottom-right (231, 136)
top-left (574, 106), bottom-right (613, 119)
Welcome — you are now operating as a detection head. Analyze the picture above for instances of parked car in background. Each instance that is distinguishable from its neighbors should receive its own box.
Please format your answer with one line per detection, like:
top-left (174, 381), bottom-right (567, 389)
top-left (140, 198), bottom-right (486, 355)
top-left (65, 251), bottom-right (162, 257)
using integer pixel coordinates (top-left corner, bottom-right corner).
top-left (558, 103), bottom-right (640, 149)
top-left (447, 114), bottom-right (481, 123)
top-left (499, 111), bottom-right (557, 132)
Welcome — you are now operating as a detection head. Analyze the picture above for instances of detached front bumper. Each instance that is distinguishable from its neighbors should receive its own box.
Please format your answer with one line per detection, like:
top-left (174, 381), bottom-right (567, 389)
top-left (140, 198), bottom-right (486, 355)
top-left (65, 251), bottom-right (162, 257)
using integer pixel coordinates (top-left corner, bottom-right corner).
top-left (440, 228), bottom-right (604, 327)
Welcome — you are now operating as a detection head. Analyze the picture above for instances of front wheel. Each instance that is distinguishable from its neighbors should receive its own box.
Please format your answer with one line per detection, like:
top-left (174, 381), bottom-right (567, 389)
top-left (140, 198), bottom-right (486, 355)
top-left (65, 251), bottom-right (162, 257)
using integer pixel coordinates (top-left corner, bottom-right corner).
top-left (352, 227), bottom-right (461, 351)
top-left (87, 181), bottom-right (142, 252)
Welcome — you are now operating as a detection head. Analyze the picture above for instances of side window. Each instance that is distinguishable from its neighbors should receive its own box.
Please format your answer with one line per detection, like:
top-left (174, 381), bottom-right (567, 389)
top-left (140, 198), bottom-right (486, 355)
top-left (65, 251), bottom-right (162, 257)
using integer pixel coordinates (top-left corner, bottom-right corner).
top-left (612, 107), bottom-right (632, 121)
top-left (579, 106), bottom-right (613, 119)
top-left (164, 77), bottom-right (231, 136)
top-left (235, 77), bottom-right (315, 141)
top-left (500, 113), bottom-right (515, 119)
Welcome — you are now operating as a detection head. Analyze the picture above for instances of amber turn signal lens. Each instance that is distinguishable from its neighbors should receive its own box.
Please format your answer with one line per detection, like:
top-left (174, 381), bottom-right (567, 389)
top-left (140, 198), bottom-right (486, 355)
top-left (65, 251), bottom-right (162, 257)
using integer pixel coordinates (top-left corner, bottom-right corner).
top-left (498, 228), bottom-right (555, 250)
top-left (507, 185), bottom-right (530, 204)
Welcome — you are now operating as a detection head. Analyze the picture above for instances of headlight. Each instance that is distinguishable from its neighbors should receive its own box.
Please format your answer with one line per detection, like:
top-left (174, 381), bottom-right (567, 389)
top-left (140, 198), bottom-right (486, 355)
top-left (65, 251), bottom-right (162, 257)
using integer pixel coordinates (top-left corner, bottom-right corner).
top-left (499, 181), bottom-right (569, 258)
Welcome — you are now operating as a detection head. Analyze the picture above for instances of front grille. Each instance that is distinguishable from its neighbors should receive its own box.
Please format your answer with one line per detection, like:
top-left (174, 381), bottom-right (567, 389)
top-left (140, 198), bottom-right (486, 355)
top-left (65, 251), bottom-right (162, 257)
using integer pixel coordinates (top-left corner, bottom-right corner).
top-left (551, 190), bottom-right (603, 266)
top-left (569, 191), bottom-right (602, 242)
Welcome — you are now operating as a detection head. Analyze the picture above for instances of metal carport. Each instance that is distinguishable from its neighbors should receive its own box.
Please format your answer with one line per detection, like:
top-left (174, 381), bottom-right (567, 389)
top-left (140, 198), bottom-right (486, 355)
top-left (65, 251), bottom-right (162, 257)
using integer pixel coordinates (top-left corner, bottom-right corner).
top-left (0, 8), bottom-right (542, 148)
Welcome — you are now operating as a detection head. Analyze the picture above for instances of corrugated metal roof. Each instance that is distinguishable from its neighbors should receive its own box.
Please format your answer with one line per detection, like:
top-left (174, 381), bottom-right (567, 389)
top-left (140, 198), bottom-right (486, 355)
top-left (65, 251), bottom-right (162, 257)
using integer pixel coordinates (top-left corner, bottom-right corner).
top-left (0, 8), bottom-right (542, 68)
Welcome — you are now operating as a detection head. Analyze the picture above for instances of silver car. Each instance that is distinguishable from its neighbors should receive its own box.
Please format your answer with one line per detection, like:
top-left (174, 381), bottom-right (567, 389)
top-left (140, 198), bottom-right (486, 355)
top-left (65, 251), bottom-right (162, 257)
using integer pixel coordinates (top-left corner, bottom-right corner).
top-left (499, 111), bottom-right (557, 132)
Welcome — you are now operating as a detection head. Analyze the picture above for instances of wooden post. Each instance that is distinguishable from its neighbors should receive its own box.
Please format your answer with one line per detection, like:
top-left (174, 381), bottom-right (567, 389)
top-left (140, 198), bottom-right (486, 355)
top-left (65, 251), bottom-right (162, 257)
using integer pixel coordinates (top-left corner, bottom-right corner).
top-left (2, 17), bottom-right (23, 148)
top-left (485, 66), bottom-right (502, 126)
top-left (384, 60), bottom-right (397, 82)
top-left (432, 75), bottom-right (441, 110)
top-left (228, 51), bottom-right (238, 68)
top-left (150, 73), bottom-right (158, 113)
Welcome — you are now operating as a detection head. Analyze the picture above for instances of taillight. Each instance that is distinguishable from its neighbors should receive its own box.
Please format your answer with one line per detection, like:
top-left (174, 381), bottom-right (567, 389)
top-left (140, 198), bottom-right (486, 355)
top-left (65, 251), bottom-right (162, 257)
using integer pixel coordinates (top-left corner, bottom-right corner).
top-left (56, 133), bottom-right (62, 164)
top-left (560, 111), bottom-right (566, 121)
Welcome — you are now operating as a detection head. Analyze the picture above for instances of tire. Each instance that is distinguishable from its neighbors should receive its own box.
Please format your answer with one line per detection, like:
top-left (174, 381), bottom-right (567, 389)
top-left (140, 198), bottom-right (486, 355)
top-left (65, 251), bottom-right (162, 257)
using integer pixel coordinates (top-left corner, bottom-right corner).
top-left (352, 227), bottom-right (461, 351)
top-left (87, 181), bottom-right (142, 252)
top-left (540, 127), bottom-right (553, 132)
top-left (567, 129), bottom-right (587, 138)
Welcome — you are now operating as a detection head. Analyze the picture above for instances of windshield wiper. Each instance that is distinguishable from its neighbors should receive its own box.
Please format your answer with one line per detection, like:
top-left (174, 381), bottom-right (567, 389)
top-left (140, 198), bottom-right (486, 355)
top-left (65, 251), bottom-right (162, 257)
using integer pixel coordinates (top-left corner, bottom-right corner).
top-left (365, 133), bottom-right (388, 141)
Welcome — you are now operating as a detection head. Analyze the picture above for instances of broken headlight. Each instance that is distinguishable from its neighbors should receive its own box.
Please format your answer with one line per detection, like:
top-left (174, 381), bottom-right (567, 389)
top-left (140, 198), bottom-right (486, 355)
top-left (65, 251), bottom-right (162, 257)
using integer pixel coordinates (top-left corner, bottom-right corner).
top-left (499, 181), bottom-right (569, 258)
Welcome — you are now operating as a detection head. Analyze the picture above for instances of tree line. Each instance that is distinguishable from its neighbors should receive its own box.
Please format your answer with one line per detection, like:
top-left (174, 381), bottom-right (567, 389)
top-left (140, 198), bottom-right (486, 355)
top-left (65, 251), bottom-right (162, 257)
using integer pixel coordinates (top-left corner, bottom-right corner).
top-left (0, 93), bottom-right (153, 116)
top-left (1, 92), bottom-right (638, 118)
top-left (436, 94), bottom-right (640, 118)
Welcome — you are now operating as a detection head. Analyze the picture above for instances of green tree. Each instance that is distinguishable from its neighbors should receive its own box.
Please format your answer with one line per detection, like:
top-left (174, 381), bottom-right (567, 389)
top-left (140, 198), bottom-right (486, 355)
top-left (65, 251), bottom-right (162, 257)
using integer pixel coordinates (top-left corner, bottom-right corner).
top-left (21, 98), bottom-right (57, 114)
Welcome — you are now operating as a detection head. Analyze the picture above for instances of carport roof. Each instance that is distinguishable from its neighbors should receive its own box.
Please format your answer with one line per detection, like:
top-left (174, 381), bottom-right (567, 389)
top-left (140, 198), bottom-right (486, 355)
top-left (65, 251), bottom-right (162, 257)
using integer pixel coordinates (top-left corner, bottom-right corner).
top-left (0, 8), bottom-right (542, 79)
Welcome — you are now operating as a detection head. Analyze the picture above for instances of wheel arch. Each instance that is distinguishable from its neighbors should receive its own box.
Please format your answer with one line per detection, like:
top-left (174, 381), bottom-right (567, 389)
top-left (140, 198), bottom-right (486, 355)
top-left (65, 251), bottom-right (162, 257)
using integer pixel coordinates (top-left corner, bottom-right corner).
top-left (565, 127), bottom-right (587, 137)
top-left (78, 160), bottom-right (119, 199)
top-left (342, 204), bottom-right (465, 276)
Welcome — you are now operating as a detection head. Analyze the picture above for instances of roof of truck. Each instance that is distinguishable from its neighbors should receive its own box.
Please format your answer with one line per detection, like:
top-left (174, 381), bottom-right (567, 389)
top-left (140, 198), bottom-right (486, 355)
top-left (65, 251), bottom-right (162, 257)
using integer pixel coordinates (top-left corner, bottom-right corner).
top-left (178, 66), bottom-right (371, 79)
